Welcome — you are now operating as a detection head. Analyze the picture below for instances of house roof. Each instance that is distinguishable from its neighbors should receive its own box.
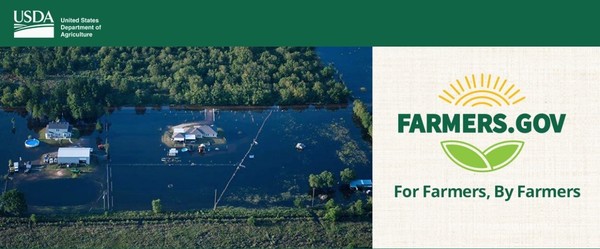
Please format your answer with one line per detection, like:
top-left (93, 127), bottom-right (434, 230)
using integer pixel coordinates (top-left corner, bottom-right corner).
top-left (197, 125), bottom-right (217, 135)
top-left (187, 128), bottom-right (203, 136)
top-left (172, 133), bottom-right (184, 139)
top-left (58, 147), bottom-right (91, 158)
top-left (47, 122), bottom-right (70, 130)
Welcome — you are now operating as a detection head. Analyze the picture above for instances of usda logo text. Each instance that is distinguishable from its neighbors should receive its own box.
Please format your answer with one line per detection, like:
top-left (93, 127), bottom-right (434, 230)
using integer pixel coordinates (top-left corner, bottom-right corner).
top-left (13, 10), bottom-right (54, 38)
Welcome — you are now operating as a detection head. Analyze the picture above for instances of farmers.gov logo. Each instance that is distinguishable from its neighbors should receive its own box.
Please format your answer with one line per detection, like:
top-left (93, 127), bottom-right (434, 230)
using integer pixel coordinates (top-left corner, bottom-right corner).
top-left (398, 74), bottom-right (566, 173)
top-left (13, 10), bottom-right (54, 38)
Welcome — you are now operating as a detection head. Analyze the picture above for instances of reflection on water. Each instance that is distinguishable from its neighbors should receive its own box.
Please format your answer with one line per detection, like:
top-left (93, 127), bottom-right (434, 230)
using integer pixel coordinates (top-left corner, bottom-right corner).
top-left (108, 106), bottom-right (371, 210)
top-left (19, 179), bottom-right (100, 206)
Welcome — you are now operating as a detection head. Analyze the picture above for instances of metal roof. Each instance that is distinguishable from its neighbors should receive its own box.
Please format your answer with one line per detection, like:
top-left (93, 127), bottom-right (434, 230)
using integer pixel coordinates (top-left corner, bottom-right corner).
top-left (197, 125), bottom-right (217, 135)
top-left (58, 147), bottom-right (91, 158)
top-left (47, 122), bottom-right (70, 130)
top-left (349, 179), bottom-right (372, 188)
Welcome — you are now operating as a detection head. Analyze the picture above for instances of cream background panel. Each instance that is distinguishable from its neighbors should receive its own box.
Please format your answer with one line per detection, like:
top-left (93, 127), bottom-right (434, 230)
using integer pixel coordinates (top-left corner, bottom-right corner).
top-left (373, 48), bottom-right (600, 247)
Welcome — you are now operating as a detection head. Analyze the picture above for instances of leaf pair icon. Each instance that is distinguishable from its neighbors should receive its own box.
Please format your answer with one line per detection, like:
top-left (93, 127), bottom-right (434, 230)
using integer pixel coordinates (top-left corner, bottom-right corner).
top-left (441, 140), bottom-right (524, 172)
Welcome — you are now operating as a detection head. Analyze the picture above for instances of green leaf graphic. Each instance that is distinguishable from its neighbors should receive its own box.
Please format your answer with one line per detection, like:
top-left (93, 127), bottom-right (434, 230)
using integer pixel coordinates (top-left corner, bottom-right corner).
top-left (483, 140), bottom-right (524, 171)
top-left (441, 141), bottom-right (490, 172)
top-left (441, 140), bottom-right (524, 172)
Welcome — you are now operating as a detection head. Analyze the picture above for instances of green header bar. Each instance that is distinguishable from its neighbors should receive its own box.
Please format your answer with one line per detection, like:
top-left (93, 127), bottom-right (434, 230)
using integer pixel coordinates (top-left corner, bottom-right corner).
top-left (2, 0), bottom-right (599, 46)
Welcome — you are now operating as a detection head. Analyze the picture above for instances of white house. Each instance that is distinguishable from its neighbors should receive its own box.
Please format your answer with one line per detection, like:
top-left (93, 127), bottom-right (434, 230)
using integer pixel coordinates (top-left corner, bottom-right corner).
top-left (45, 122), bottom-right (72, 139)
top-left (171, 124), bottom-right (218, 142)
top-left (57, 147), bottom-right (91, 164)
top-left (197, 125), bottom-right (217, 138)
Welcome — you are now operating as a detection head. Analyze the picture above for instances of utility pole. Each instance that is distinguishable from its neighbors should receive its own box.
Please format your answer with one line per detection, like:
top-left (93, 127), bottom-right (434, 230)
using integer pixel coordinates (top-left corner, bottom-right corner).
top-left (312, 188), bottom-right (315, 207)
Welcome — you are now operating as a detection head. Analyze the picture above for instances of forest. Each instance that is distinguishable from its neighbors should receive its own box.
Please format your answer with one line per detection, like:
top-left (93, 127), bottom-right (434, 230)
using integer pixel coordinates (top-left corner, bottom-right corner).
top-left (0, 47), bottom-right (350, 121)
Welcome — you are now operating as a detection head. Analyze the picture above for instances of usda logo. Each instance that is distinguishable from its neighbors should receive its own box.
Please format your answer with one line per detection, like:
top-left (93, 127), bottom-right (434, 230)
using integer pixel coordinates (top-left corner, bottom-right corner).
top-left (13, 10), bottom-right (54, 38)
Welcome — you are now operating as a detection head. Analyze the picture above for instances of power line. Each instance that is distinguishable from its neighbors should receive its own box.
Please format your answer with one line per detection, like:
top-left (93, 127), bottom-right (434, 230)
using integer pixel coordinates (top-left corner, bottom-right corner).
top-left (214, 110), bottom-right (273, 209)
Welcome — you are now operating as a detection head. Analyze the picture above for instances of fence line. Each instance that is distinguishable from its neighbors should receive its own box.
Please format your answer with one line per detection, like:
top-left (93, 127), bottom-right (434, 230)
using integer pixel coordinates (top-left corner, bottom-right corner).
top-left (108, 163), bottom-right (237, 167)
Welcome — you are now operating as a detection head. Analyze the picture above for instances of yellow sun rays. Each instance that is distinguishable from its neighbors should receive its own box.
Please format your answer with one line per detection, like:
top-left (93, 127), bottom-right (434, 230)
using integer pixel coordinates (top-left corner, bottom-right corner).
top-left (438, 74), bottom-right (525, 107)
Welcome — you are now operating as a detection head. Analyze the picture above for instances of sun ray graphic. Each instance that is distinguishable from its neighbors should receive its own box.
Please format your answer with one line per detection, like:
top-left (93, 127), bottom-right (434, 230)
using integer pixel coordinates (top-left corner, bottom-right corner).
top-left (439, 74), bottom-right (525, 107)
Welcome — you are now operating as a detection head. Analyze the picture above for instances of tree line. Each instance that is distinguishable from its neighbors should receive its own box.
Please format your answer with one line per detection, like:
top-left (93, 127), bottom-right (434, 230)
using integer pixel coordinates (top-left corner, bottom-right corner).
top-left (353, 100), bottom-right (372, 137)
top-left (0, 47), bottom-right (350, 121)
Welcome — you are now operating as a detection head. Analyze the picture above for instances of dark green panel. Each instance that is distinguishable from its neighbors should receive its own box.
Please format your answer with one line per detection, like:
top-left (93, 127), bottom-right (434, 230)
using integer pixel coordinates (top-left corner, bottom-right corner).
top-left (1, 0), bottom-right (598, 46)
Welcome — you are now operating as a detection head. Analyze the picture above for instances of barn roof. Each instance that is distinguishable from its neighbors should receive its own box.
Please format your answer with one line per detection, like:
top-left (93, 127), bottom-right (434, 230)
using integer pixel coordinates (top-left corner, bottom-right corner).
top-left (58, 147), bottom-right (91, 158)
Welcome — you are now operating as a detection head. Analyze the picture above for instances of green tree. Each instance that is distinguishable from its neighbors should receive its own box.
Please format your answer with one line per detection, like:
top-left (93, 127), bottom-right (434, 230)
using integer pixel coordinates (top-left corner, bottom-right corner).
top-left (30, 213), bottom-right (37, 225)
top-left (352, 100), bottom-right (372, 137)
top-left (246, 216), bottom-right (256, 226)
top-left (0, 47), bottom-right (352, 121)
top-left (293, 197), bottom-right (304, 208)
top-left (309, 171), bottom-right (335, 189)
top-left (308, 174), bottom-right (320, 189)
top-left (351, 200), bottom-right (364, 216)
top-left (95, 120), bottom-right (103, 132)
top-left (323, 198), bottom-right (342, 222)
top-left (319, 171), bottom-right (334, 188)
top-left (151, 199), bottom-right (162, 214)
top-left (325, 199), bottom-right (337, 210)
top-left (323, 203), bottom-right (342, 223)
top-left (0, 189), bottom-right (28, 216)
top-left (365, 197), bottom-right (372, 211)
top-left (340, 168), bottom-right (356, 184)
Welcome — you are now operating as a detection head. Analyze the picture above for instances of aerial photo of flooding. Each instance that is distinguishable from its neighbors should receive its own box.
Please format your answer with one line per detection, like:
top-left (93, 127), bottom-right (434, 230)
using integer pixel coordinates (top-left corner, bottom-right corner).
top-left (0, 47), bottom-right (372, 248)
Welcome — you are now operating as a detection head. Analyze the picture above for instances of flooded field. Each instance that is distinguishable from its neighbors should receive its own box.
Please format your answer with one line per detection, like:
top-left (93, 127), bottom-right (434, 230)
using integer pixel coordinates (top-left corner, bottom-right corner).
top-left (0, 47), bottom-right (372, 212)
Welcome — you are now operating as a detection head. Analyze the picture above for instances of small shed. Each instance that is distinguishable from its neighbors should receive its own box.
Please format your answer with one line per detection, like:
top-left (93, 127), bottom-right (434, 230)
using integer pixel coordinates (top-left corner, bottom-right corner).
top-left (57, 147), bottom-right (91, 164)
top-left (168, 148), bottom-right (178, 157)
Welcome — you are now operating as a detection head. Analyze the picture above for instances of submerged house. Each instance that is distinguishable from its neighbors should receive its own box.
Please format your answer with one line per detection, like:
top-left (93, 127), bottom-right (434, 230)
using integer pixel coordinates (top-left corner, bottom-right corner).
top-left (171, 125), bottom-right (218, 142)
top-left (45, 121), bottom-right (72, 139)
top-left (197, 125), bottom-right (217, 138)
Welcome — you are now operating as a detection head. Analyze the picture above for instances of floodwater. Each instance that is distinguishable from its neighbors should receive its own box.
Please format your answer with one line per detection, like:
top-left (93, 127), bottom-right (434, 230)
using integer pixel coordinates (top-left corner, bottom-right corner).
top-left (0, 47), bottom-right (373, 212)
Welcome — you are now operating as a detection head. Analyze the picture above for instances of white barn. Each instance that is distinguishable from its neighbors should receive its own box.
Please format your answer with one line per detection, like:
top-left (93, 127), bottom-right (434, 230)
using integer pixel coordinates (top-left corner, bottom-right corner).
top-left (57, 147), bottom-right (91, 164)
